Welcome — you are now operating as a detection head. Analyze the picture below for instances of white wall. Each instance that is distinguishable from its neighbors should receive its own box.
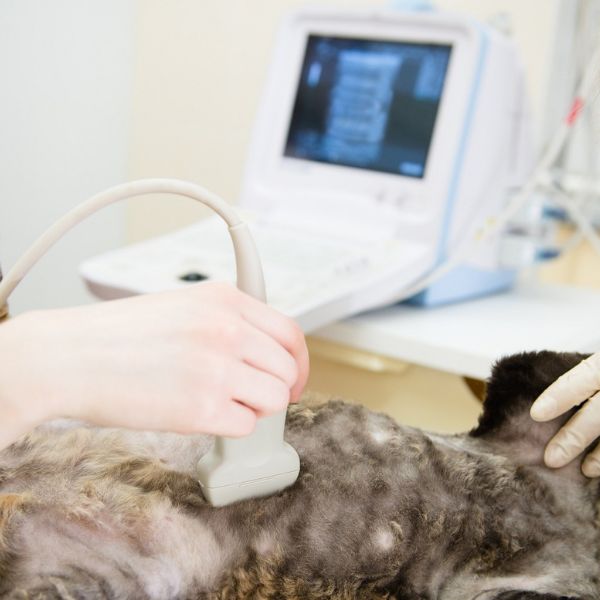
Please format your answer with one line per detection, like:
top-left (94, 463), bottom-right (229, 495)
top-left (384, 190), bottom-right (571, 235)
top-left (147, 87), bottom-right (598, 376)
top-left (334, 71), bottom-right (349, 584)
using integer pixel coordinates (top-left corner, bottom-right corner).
top-left (126, 0), bottom-right (562, 243)
top-left (0, 0), bottom-right (134, 314)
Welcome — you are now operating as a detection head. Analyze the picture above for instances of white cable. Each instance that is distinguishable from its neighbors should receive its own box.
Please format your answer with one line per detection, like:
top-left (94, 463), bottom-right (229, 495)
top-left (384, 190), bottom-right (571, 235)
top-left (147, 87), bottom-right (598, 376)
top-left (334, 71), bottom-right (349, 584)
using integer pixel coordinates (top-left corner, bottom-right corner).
top-left (554, 189), bottom-right (600, 257)
top-left (0, 179), bottom-right (266, 307)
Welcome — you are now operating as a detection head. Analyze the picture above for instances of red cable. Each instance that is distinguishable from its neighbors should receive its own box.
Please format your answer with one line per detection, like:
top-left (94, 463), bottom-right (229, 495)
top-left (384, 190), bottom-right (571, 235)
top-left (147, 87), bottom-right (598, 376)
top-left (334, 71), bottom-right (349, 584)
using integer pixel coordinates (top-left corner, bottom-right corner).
top-left (566, 97), bottom-right (584, 126)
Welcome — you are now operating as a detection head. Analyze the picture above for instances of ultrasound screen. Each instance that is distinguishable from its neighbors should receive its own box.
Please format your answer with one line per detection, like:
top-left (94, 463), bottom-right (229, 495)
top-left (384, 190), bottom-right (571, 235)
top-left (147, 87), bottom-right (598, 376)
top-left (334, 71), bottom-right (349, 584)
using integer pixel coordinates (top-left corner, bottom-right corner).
top-left (284, 36), bottom-right (452, 178)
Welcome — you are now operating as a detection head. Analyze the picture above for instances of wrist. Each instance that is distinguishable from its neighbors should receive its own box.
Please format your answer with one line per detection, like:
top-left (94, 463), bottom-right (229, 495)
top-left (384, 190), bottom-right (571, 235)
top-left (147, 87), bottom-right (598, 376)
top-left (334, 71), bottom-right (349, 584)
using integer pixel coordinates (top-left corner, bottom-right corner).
top-left (0, 312), bottom-right (56, 442)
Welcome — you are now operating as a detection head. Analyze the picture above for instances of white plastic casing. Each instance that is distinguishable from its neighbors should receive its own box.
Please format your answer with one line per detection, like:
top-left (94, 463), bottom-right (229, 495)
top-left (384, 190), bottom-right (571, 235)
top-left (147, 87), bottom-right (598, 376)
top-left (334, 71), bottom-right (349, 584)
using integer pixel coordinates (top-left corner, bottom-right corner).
top-left (240, 7), bottom-right (533, 268)
top-left (197, 411), bottom-right (300, 506)
top-left (78, 9), bottom-right (533, 327)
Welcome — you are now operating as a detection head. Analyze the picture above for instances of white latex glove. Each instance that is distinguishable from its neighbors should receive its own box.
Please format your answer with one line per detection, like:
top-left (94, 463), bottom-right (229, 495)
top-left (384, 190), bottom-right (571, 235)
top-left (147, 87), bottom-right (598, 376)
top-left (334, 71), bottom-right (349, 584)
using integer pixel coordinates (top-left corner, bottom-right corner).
top-left (530, 352), bottom-right (600, 477)
top-left (0, 282), bottom-right (309, 449)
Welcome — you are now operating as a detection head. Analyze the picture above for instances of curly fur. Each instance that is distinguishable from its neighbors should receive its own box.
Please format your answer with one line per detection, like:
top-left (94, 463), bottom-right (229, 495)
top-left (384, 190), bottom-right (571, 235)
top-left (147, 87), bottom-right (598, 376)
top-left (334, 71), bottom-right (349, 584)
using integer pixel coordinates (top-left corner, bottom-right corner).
top-left (0, 351), bottom-right (598, 599)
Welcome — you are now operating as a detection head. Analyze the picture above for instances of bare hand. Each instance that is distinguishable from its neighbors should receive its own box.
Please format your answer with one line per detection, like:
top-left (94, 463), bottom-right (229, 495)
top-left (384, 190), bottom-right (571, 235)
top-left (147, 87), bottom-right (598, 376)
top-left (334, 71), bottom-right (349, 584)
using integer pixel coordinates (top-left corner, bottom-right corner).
top-left (0, 283), bottom-right (309, 448)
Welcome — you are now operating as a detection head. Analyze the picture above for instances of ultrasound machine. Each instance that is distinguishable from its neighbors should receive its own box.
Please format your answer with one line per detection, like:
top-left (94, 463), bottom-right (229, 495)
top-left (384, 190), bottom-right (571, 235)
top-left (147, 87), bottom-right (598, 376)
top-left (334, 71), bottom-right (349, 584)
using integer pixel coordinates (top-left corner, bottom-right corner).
top-left (81, 6), bottom-right (534, 331)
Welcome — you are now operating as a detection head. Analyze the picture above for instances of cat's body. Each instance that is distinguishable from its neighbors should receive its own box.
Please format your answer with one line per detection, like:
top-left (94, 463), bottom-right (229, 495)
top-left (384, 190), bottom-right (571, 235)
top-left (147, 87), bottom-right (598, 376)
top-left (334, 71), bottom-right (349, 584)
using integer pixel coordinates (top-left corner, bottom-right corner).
top-left (0, 351), bottom-right (599, 599)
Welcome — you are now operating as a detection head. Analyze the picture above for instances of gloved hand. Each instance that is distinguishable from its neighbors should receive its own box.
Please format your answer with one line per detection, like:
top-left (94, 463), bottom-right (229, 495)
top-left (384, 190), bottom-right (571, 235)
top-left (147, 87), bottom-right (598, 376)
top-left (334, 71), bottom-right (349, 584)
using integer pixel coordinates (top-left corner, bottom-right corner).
top-left (530, 353), bottom-right (600, 477)
top-left (0, 282), bottom-right (309, 449)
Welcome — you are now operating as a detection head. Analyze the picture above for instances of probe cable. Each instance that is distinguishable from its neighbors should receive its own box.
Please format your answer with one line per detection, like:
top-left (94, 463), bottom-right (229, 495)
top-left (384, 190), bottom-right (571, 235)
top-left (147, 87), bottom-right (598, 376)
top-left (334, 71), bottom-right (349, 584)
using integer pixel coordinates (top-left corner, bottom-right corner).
top-left (0, 179), bottom-right (266, 308)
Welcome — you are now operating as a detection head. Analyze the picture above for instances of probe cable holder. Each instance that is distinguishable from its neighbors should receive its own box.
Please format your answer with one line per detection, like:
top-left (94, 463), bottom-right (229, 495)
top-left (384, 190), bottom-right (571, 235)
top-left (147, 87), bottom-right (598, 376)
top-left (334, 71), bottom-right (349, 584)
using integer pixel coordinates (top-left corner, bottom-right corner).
top-left (0, 178), bottom-right (300, 507)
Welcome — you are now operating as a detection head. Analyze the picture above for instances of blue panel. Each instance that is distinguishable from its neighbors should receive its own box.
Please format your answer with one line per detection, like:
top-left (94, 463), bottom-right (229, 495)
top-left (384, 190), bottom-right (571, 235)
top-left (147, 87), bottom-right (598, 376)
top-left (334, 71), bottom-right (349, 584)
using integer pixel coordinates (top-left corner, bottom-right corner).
top-left (435, 26), bottom-right (489, 263)
top-left (390, 0), bottom-right (434, 10)
top-left (405, 265), bottom-right (516, 307)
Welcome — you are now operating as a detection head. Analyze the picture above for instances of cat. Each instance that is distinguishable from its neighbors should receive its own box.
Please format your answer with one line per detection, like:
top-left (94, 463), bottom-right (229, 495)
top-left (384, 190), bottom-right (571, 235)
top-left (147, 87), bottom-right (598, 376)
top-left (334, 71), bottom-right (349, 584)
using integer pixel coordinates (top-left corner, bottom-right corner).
top-left (0, 351), bottom-right (598, 599)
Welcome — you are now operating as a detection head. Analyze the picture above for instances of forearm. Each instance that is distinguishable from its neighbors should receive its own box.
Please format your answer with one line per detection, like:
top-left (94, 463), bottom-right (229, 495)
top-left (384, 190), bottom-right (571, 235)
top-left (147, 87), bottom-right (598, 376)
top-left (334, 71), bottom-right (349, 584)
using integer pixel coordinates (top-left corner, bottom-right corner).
top-left (0, 313), bottom-right (54, 449)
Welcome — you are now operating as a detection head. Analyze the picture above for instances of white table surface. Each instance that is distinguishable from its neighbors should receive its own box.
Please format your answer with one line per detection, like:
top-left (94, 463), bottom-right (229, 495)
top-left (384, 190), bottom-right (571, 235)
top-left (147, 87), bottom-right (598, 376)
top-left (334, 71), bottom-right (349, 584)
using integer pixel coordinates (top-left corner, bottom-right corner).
top-left (312, 282), bottom-right (600, 380)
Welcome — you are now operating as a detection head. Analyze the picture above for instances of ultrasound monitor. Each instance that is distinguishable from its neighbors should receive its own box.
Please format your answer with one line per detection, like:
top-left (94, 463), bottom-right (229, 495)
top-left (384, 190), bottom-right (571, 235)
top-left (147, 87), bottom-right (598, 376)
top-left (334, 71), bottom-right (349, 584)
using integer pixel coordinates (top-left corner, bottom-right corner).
top-left (284, 36), bottom-right (452, 179)
top-left (80, 7), bottom-right (534, 328)
top-left (240, 6), bottom-right (531, 271)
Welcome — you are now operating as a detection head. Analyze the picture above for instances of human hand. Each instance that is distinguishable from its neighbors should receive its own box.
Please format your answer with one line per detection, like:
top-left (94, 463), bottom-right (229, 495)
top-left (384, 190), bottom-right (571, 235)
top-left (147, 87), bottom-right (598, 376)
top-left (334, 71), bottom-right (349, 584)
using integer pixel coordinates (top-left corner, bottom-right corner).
top-left (0, 282), bottom-right (309, 447)
top-left (530, 353), bottom-right (600, 477)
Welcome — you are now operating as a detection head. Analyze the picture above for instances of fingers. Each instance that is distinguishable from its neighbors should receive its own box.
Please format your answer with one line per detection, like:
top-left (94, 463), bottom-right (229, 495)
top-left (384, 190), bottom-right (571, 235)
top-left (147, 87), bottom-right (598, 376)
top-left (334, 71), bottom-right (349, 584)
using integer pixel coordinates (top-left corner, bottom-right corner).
top-left (582, 440), bottom-right (600, 478)
top-left (239, 294), bottom-right (309, 403)
top-left (531, 353), bottom-right (600, 421)
top-left (529, 353), bottom-right (600, 475)
top-left (544, 390), bottom-right (600, 469)
top-left (189, 283), bottom-right (309, 409)
top-left (239, 325), bottom-right (299, 390)
top-left (289, 350), bottom-right (310, 403)
top-left (229, 362), bottom-right (291, 417)
top-left (212, 399), bottom-right (257, 437)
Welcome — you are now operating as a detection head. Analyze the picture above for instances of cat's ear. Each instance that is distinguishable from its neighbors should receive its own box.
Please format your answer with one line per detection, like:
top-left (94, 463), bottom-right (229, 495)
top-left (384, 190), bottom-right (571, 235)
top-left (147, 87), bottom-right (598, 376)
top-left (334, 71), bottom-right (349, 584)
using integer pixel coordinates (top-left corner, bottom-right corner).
top-left (470, 351), bottom-right (589, 440)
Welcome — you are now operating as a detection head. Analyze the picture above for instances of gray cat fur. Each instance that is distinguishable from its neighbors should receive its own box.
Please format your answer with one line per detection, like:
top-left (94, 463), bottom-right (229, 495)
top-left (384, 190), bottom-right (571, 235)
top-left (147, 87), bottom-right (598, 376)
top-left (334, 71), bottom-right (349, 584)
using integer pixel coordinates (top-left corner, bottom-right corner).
top-left (0, 351), bottom-right (598, 599)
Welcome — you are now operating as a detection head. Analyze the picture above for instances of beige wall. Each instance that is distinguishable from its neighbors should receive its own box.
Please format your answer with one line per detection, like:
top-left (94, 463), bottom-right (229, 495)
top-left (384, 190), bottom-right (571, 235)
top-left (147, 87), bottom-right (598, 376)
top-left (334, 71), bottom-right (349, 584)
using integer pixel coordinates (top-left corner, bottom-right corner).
top-left (127, 0), bottom-right (384, 241)
top-left (127, 0), bottom-right (562, 242)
